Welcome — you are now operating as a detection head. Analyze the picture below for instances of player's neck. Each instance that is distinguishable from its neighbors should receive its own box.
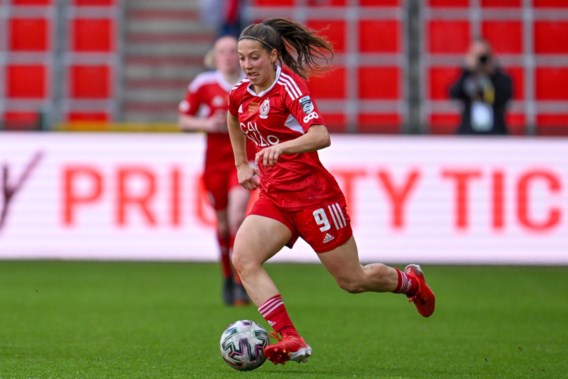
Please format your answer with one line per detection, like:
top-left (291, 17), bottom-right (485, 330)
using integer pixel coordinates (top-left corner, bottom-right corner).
top-left (253, 73), bottom-right (277, 94)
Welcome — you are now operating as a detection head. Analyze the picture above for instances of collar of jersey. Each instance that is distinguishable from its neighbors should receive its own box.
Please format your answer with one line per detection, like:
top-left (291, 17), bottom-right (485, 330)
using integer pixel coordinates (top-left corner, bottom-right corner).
top-left (247, 65), bottom-right (282, 97)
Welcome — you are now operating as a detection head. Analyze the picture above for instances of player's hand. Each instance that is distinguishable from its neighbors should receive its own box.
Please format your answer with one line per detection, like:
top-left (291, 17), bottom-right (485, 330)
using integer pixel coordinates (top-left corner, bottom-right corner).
top-left (236, 164), bottom-right (260, 190)
top-left (205, 112), bottom-right (227, 132)
top-left (255, 145), bottom-right (284, 167)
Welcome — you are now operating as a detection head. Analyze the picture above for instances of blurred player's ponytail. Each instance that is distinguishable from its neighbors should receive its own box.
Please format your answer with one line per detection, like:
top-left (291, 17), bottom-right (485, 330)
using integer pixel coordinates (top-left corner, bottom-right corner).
top-left (239, 17), bottom-right (334, 78)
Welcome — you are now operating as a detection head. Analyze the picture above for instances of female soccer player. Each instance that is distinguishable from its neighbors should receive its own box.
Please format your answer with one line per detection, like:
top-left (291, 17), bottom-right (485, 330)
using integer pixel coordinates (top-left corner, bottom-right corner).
top-left (178, 35), bottom-right (250, 306)
top-left (227, 18), bottom-right (436, 364)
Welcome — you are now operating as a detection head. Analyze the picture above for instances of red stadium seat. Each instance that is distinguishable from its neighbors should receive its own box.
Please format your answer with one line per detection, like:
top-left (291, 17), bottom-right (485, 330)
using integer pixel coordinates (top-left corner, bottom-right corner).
top-left (307, 20), bottom-right (346, 53)
top-left (359, 19), bottom-right (401, 53)
top-left (427, 20), bottom-right (470, 54)
top-left (9, 18), bottom-right (50, 52)
top-left (71, 18), bottom-right (114, 52)
top-left (72, 0), bottom-right (115, 5)
top-left (309, 67), bottom-right (346, 99)
top-left (2, 111), bottom-right (41, 130)
top-left (506, 113), bottom-right (526, 135)
top-left (322, 113), bottom-right (347, 133)
top-left (533, 0), bottom-right (568, 8)
top-left (358, 66), bottom-right (400, 100)
top-left (482, 21), bottom-right (523, 54)
top-left (6, 64), bottom-right (47, 99)
top-left (67, 111), bottom-right (110, 121)
top-left (358, 113), bottom-right (401, 134)
top-left (480, 0), bottom-right (521, 7)
top-left (359, 0), bottom-right (401, 6)
top-left (69, 65), bottom-right (111, 99)
top-left (429, 113), bottom-right (460, 134)
top-left (535, 68), bottom-right (568, 100)
top-left (535, 114), bottom-right (568, 135)
top-left (504, 66), bottom-right (524, 100)
top-left (429, 66), bottom-right (461, 100)
top-left (427, 0), bottom-right (469, 7)
top-left (534, 21), bottom-right (568, 54)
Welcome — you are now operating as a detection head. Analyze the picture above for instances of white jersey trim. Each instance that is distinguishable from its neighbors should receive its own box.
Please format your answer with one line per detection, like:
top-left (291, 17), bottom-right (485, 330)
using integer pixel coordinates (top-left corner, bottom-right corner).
top-left (246, 65), bottom-right (282, 97)
top-left (279, 72), bottom-right (303, 98)
top-left (231, 78), bottom-right (250, 92)
top-left (188, 71), bottom-right (245, 93)
top-left (284, 114), bottom-right (305, 134)
top-left (188, 71), bottom-right (218, 93)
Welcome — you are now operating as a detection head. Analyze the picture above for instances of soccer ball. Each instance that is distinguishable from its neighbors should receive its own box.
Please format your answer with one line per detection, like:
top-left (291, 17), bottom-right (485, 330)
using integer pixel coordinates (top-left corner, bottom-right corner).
top-left (219, 320), bottom-right (270, 371)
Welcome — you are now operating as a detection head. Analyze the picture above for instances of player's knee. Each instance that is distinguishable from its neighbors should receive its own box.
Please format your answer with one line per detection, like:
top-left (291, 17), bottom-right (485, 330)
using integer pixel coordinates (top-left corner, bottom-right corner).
top-left (231, 250), bottom-right (243, 273)
top-left (231, 249), bottom-right (257, 276)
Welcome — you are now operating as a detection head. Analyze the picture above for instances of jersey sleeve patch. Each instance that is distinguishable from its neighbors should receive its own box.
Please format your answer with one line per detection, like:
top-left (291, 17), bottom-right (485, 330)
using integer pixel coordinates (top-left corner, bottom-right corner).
top-left (299, 96), bottom-right (314, 114)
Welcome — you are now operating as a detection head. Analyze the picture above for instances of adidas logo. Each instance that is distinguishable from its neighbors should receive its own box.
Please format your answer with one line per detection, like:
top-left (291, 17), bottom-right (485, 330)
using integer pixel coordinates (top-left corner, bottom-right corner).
top-left (238, 104), bottom-right (243, 113)
top-left (323, 233), bottom-right (334, 243)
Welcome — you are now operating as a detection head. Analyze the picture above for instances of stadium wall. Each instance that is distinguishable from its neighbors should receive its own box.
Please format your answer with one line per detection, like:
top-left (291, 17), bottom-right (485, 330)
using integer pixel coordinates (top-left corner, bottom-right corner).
top-left (1, 133), bottom-right (567, 265)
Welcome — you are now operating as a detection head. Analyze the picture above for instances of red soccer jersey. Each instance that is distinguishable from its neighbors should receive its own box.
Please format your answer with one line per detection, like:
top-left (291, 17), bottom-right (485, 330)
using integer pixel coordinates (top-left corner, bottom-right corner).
top-left (228, 66), bottom-right (344, 210)
top-left (179, 70), bottom-right (234, 172)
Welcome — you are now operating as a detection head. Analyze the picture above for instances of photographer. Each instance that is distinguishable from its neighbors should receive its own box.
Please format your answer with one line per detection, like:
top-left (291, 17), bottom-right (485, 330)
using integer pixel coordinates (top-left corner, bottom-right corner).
top-left (449, 38), bottom-right (513, 135)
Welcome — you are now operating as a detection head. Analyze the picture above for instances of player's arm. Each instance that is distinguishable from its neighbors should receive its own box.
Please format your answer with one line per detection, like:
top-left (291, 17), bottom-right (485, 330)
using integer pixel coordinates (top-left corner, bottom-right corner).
top-left (177, 84), bottom-right (225, 133)
top-left (256, 124), bottom-right (330, 167)
top-left (178, 112), bottom-right (226, 133)
top-left (227, 112), bottom-right (259, 190)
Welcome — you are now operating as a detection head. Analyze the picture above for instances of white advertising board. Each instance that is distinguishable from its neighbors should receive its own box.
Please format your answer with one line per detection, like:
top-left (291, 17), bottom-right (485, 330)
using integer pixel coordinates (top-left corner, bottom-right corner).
top-left (1, 133), bottom-right (567, 264)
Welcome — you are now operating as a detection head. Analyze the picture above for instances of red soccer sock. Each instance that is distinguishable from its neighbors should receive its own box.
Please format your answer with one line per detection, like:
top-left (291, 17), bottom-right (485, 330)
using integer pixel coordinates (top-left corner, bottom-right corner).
top-left (258, 294), bottom-right (299, 337)
top-left (217, 233), bottom-right (232, 280)
top-left (394, 268), bottom-right (419, 296)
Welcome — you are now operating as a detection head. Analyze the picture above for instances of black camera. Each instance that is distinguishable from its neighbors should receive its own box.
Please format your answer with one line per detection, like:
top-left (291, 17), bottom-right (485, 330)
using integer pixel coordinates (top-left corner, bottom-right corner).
top-left (478, 54), bottom-right (491, 66)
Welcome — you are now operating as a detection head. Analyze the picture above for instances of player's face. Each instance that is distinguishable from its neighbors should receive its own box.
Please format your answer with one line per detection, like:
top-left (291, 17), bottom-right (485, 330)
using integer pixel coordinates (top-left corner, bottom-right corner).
top-left (214, 36), bottom-right (240, 75)
top-left (238, 39), bottom-right (278, 92)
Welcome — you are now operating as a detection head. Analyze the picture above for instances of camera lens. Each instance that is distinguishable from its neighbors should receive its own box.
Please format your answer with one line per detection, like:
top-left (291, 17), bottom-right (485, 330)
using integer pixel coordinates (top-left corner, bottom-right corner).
top-left (478, 54), bottom-right (490, 64)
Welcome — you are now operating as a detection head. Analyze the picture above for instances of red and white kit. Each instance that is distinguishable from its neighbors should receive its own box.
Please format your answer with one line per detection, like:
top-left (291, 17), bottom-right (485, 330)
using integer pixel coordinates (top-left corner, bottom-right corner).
top-left (229, 66), bottom-right (353, 252)
top-left (179, 71), bottom-right (238, 210)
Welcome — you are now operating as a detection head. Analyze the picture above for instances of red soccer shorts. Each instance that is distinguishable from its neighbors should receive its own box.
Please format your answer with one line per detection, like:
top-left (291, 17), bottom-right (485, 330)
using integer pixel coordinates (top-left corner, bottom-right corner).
top-left (202, 167), bottom-right (240, 211)
top-left (248, 195), bottom-right (353, 253)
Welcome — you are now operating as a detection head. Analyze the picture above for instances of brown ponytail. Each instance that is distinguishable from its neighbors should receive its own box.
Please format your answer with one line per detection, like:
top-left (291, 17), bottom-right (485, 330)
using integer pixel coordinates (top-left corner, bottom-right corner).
top-left (239, 17), bottom-right (334, 78)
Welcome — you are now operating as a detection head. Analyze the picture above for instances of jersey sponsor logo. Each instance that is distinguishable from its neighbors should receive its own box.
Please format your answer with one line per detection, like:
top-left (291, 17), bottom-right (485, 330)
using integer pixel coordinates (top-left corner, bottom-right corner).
top-left (303, 112), bottom-right (319, 123)
top-left (259, 98), bottom-right (270, 119)
top-left (240, 121), bottom-right (280, 147)
top-left (248, 102), bottom-right (259, 113)
top-left (299, 96), bottom-right (314, 114)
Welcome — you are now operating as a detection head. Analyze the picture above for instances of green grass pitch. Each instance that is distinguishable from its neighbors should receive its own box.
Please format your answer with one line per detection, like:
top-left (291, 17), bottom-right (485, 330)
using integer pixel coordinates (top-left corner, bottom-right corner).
top-left (1, 261), bottom-right (566, 378)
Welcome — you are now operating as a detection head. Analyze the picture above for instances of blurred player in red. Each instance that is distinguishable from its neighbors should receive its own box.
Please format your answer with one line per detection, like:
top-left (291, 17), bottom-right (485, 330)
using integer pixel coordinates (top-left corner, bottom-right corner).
top-left (178, 35), bottom-right (250, 306)
top-left (227, 18), bottom-right (436, 364)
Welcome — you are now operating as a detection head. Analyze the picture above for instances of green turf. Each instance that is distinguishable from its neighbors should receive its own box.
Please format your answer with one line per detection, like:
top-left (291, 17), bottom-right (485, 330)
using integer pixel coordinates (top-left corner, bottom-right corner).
top-left (0, 261), bottom-right (566, 378)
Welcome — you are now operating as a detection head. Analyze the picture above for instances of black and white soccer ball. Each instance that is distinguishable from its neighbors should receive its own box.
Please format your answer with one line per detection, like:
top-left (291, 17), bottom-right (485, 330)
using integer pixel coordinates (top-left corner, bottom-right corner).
top-left (219, 320), bottom-right (270, 371)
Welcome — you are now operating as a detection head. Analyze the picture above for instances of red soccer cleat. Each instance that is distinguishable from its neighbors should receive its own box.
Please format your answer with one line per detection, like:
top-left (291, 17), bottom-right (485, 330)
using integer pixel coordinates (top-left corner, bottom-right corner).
top-left (405, 264), bottom-right (436, 318)
top-left (264, 332), bottom-right (312, 365)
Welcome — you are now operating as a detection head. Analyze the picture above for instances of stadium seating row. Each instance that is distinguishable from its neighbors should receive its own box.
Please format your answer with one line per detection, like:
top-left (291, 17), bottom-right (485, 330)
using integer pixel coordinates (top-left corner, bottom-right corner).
top-left (0, 0), bottom-right (118, 128)
top-left (250, 0), bottom-right (568, 135)
top-left (1, 0), bottom-right (568, 134)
